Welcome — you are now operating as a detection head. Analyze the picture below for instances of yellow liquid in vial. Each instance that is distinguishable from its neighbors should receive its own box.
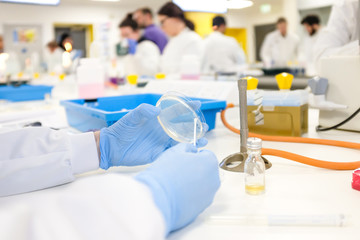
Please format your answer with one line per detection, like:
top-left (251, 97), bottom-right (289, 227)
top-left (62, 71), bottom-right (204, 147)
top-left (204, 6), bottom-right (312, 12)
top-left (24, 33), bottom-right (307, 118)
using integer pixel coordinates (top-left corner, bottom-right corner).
top-left (245, 184), bottom-right (265, 195)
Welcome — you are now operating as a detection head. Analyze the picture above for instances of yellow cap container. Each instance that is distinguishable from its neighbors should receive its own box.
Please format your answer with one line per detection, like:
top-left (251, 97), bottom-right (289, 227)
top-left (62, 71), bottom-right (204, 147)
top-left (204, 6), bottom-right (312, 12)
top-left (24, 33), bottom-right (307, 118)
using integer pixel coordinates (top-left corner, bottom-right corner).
top-left (127, 75), bottom-right (138, 85)
top-left (59, 73), bottom-right (66, 80)
top-left (275, 72), bottom-right (294, 90)
top-left (155, 73), bottom-right (166, 80)
top-left (243, 76), bottom-right (259, 90)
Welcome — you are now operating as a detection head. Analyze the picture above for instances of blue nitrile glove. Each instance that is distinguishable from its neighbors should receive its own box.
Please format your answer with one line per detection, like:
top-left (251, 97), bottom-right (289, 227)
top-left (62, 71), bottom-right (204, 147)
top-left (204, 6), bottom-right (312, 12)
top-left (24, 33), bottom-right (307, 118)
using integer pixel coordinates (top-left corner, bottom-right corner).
top-left (135, 143), bottom-right (220, 235)
top-left (127, 39), bottom-right (137, 55)
top-left (99, 103), bottom-right (208, 169)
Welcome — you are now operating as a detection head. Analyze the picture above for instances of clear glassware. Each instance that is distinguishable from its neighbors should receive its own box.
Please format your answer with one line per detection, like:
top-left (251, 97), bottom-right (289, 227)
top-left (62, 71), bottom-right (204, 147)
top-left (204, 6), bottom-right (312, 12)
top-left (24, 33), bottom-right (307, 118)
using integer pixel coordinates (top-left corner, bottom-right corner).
top-left (156, 91), bottom-right (206, 144)
top-left (244, 137), bottom-right (265, 195)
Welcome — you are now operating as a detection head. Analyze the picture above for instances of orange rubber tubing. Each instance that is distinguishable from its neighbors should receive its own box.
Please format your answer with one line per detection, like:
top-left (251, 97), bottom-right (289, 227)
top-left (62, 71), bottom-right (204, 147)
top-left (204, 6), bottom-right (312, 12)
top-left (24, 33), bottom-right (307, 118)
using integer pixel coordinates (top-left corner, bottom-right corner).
top-left (221, 103), bottom-right (360, 170)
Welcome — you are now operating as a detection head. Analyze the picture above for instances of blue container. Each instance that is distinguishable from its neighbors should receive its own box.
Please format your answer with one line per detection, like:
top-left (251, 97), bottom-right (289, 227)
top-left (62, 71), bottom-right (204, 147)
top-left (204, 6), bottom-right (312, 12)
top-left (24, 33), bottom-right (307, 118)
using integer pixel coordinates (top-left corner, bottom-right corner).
top-left (0, 84), bottom-right (53, 102)
top-left (61, 94), bottom-right (227, 132)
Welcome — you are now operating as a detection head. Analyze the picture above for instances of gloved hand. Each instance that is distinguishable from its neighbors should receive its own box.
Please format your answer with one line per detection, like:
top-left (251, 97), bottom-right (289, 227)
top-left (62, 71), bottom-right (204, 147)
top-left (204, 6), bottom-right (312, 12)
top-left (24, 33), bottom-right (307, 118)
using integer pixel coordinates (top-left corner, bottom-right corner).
top-left (99, 103), bottom-right (207, 169)
top-left (127, 38), bottom-right (137, 55)
top-left (135, 143), bottom-right (220, 235)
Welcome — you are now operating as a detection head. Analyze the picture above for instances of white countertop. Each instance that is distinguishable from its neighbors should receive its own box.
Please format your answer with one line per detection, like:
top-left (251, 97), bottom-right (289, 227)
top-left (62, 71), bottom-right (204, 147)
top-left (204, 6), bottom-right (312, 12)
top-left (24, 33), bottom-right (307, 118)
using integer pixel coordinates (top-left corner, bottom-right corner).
top-left (168, 113), bottom-right (360, 240)
top-left (1, 80), bottom-right (359, 240)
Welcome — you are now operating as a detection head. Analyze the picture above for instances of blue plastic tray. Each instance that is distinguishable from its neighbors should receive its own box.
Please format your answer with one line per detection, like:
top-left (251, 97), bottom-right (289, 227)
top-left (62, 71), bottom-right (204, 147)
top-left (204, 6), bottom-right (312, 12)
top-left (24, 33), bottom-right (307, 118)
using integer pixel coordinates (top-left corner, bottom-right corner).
top-left (61, 94), bottom-right (227, 132)
top-left (0, 84), bottom-right (53, 102)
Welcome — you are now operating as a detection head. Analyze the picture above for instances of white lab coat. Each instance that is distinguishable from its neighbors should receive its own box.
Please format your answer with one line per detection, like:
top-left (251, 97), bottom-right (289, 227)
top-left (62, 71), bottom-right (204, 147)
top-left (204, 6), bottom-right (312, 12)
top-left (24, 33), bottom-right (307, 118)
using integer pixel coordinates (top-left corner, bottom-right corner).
top-left (202, 31), bottom-right (246, 74)
top-left (314, 0), bottom-right (359, 64)
top-left (0, 128), bottom-right (166, 240)
top-left (160, 28), bottom-right (204, 76)
top-left (298, 28), bottom-right (323, 76)
top-left (124, 39), bottom-right (160, 76)
top-left (260, 30), bottom-right (299, 67)
top-left (44, 47), bottom-right (63, 73)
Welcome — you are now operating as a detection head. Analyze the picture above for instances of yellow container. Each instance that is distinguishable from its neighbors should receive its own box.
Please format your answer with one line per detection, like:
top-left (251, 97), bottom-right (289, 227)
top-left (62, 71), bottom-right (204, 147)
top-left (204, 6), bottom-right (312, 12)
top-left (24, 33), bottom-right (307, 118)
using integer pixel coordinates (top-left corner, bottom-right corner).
top-left (33, 72), bottom-right (40, 79)
top-left (17, 72), bottom-right (24, 78)
top-left (275, 72), bottom-right (293, 90)
top-left (243, 76), bottom-right (259, 90)
top-left (155, 73), bottom-right (166, 80)
top-left (247, 104), bottom-right (308, 137)
top-left (59, 73), bottom-right (66, 80)
top-left (127, 74), bottom-right (138, 85)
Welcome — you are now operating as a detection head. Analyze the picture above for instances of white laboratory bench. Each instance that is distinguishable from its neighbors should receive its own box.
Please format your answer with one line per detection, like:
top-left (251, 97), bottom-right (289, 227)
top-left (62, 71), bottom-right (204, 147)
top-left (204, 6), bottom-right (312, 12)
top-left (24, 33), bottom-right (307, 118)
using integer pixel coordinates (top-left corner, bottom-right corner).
top-left (169, 112), bottom-right (360, 240)
top-left (1, 80), bottom-right (359, 240)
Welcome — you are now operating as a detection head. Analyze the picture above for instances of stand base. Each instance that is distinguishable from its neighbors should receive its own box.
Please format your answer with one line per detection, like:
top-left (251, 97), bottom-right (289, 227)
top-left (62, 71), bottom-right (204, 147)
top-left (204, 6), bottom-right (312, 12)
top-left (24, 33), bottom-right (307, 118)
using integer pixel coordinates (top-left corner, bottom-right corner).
top-left (219, 152), bottom-right (272, 172)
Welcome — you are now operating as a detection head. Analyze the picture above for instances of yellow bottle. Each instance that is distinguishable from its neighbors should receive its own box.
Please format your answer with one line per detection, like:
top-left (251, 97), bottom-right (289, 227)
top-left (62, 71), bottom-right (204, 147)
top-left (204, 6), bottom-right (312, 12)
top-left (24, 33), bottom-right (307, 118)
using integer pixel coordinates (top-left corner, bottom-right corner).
top-left (244, 137), bottom-right (265, 195)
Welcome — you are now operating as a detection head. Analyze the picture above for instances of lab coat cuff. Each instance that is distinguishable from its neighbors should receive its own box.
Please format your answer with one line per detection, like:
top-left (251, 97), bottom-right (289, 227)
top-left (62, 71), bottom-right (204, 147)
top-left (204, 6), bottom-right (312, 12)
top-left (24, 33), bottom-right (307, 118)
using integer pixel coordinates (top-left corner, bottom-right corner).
top-left (69, 132), bottom-right (99, 175)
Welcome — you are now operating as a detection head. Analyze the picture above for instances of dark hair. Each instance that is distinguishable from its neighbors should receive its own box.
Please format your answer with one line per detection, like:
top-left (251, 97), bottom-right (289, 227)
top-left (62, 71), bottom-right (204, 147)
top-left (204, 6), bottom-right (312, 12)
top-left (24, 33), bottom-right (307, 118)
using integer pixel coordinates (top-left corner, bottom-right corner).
top-left (158, 2), bottom-right (195, 31)
top-left (301, 15), bottom-right (320, 26)
top-left (137, 7), bottom-right (153, 18)
top-left (212, 16), bottom-right (226, 27)
top-left (185, 19), bottom-right (195, 31)
top-left (119, 13), bottom-right (139, 31)
top-left (58, 33), bottom-right (71, 50)
top-left (277, 17), bottom-right (287, 24)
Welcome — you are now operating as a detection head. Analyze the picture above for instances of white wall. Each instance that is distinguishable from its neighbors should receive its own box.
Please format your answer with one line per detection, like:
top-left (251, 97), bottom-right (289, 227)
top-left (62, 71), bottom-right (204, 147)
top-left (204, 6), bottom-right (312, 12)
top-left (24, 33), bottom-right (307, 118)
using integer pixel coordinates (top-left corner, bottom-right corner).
top-left (224, 0), bottom-right (321, 63)
top-left (0, 2), bottom-right (135, 57)
top-left (283, 0), bottom-right (300, 34)
top-left (297, 0), bottom-right (334, 10)
top-left (0, 0), bottom-right (323, 63)
top-left (225, 1), bottom-right (285, 63)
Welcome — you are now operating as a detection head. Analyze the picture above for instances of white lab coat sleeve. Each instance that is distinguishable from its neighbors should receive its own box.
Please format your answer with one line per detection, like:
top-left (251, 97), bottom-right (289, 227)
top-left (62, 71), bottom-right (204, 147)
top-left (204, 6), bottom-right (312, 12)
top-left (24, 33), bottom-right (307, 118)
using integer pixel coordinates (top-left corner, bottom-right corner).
top-left (314, 0), bottom-right (359, 63)
top-left (201, 38), bottom-right (210, 73)
top-left (0, 127), bottom-right (99, 197)
top-left (260, 33), bottom-right (272, 62)
top-left (297, 37), bottom-right (307, 63)
top-left (231, 39), bottom-right (246, 65)
top-left (184, 36), bottom-right (205, 61)
top-left (293, 35), bottom-right (300, 62)
top-left (134, 41), bottom-right (160, 76)
top-left (0, 175), bottom-right (166, 240)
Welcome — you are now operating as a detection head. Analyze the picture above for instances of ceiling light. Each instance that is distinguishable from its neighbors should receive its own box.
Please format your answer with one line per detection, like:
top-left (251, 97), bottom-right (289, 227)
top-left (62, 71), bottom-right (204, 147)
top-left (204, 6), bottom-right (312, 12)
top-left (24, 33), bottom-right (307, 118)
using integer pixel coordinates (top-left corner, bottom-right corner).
top-left (0, 0), bottom-right (60, 5)
top-left (260, 4), bottom-right (271, 13)
top-left (227, 0), bottom-right (253, 9)
top-left (173, 0), bottom-right (227, 13)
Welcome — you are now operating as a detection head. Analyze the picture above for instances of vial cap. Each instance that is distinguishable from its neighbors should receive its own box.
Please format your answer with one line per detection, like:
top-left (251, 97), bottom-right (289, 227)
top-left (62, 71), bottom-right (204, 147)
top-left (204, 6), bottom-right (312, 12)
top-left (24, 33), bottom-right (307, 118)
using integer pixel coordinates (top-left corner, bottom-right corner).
top-left (247, 137), bottom-right (262, 149)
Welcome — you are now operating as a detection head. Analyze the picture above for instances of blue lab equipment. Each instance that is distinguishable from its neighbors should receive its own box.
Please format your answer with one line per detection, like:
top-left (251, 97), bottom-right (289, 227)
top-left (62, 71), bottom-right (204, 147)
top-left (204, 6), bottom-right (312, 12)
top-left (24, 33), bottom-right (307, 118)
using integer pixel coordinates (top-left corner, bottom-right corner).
top-left (61, 93), bottom-right (226, 132)
top-left (0, 84), bottom-right (53, 102)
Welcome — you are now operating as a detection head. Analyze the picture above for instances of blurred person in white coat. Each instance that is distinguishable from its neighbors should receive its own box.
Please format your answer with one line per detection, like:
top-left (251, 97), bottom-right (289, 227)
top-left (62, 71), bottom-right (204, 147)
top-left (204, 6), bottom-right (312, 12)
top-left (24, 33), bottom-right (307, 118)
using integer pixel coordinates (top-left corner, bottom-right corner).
top-left (202, 16), bottom-right (246, 74)
top-left (299, 15), bottom-right (323, 76)
top-left (0, 103), bottom-right (220, 240)
top-left (44, 40), bottom-right (63, 74)
top-left (119, 13), bottom-right (160, 76)
top-left (260, 17), bottom-right (299, 68)
top-left (314, 0), bottom-right (359, 65)
top-left (157, 2), bottom-right (204, 76)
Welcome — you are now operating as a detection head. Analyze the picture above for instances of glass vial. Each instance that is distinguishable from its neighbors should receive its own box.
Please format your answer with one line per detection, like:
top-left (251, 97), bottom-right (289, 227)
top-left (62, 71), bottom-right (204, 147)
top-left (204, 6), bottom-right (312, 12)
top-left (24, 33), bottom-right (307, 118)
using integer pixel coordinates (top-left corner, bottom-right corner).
top-left (244, 137), bottom-right (265, 195)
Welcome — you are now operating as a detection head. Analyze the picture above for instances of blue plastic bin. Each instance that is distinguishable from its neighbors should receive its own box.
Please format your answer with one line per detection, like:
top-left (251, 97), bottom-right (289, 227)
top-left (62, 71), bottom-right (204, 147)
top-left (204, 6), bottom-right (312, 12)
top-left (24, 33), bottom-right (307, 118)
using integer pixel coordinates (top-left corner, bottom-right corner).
top-left (0, 84), bottom-right (53, 102)
top-left (61, 94), bottom-right (227, 132)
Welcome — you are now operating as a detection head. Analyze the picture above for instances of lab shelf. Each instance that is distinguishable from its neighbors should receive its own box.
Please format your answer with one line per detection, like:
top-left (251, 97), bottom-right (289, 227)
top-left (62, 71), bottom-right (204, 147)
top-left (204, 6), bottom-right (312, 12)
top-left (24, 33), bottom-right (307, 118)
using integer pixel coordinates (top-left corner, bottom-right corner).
top-left (61, 93), bottom-right (227, 132)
